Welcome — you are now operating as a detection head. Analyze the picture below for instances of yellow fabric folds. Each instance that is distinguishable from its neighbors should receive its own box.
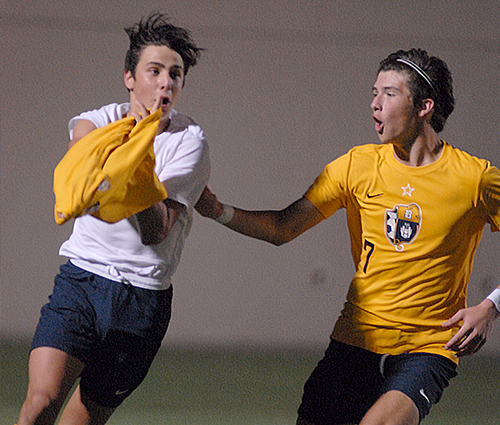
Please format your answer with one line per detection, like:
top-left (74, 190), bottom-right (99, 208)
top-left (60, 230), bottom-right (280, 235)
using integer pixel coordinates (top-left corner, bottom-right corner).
top-left (54, 109), bottom-right (168, 224)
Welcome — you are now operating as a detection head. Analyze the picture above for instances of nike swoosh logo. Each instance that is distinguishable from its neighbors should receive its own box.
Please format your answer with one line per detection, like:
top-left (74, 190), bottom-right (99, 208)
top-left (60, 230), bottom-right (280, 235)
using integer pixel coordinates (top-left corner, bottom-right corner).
top-left (367, 193), bottom-right (384, 198)
top-left (419, 388), bottom-right (431, 405)
top-left (115, 389), bottom-right (129, 396)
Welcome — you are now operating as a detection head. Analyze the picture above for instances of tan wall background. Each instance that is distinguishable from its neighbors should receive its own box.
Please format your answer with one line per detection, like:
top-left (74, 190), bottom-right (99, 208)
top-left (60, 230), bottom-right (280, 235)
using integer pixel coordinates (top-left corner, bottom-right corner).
top-left (1, 0), bottom-right (500, 352)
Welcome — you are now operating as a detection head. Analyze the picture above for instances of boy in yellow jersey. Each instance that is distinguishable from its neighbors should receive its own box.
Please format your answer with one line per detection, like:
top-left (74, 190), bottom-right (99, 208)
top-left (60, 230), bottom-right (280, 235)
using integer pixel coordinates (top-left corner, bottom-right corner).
top-left (195, 48), bottom-right (500, 425)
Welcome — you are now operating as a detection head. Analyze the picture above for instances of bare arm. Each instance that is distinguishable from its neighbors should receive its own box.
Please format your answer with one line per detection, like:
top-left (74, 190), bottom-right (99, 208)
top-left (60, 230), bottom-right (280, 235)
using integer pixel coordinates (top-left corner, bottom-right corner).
top-left (69, 119), bottom-right (97, 149)
top-left (135, 199), bottom-right (185, 245)
top-left (195, 185), bottom-right (324, 246)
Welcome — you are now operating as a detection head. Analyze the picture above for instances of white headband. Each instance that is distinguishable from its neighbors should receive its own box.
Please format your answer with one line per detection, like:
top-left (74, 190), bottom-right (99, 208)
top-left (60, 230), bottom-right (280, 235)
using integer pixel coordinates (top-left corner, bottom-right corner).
top-left (396, 58), bottom-right (436, 92)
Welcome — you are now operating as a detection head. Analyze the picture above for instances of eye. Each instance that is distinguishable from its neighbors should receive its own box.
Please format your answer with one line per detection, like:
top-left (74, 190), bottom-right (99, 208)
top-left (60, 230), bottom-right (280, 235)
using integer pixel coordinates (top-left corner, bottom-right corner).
top-left (169, 67), bottom-right (183, 80)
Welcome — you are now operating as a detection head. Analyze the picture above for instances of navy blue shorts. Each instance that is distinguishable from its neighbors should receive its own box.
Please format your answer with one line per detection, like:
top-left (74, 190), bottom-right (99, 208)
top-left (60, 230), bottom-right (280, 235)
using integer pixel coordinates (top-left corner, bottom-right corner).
top-left (297, 339), bottom-right (457, 424)
top-left (31, 261), bottom-right (173, 408)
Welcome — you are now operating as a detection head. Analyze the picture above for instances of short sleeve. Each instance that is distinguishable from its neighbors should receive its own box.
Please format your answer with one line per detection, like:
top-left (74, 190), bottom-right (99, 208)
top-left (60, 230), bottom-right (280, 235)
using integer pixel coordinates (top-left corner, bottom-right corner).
top-left (305, 152), bottom-right (351, 218)
top-left (68, 103), bottom-right (129, 140)
top-left (479, 164), bottom-right (500, 232)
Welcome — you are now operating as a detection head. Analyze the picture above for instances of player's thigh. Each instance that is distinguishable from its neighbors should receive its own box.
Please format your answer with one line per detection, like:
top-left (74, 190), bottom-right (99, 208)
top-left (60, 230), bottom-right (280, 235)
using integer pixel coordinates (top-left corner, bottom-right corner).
top-left (360, 390), bottom-right (418, 425)
top-left (19, 348), bottom-right (82, 425)
top-left (298, 340), bottom-right (384, 424)
top-left (381, 352), bottom-right (457, 422)
top-left (27, 346), bottom-right (84, 404)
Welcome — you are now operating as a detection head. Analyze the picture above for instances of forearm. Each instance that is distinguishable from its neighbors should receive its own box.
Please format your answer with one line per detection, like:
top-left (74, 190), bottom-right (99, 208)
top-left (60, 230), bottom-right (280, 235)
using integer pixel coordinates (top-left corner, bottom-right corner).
top-left (195, 186), bottom-right (324, 245)
top-left (211, 198), bottom-right (324, 246)
top-left (221, 207), bottom-right (296, 246)
top-left (135, 198), bottom-right (184, 245)
top-left (135, 201), bottom-right (170, 245)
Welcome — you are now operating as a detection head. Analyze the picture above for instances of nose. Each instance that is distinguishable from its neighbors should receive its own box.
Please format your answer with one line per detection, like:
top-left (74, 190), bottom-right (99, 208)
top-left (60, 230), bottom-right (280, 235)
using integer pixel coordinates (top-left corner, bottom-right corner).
top-left (371, 95), bottom-right (380, 111)
top-left (159, 72), bottom-right (175, 91)
top-left (160, 76), bottom-right (172, 91)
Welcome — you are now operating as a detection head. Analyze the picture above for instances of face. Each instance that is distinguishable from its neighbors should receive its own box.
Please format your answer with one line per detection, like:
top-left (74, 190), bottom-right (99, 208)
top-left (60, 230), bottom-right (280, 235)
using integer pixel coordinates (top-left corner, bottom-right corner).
top-left (371, 70), bottom-right (422, 145)
top-left (124, 44), bottom-right (185, 122)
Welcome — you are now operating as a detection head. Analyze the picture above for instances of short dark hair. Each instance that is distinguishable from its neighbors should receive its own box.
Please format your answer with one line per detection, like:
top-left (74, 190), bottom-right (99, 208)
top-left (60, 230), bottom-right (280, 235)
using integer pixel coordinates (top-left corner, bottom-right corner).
top-left (378, 48), bottom-right (455, 133)
top-left (124, 13), bottom-right (203, 77)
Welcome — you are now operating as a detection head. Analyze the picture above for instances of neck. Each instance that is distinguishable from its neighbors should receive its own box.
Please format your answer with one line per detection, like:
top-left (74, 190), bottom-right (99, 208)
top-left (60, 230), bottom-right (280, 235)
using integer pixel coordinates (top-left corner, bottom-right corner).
top-left (393, 127), bottom-right (443, 167)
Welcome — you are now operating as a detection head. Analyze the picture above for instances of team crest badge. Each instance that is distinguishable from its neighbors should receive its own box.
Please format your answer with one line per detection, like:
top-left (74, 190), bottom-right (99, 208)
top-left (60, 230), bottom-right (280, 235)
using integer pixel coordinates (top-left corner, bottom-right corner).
top-left (385, 203), bottom-right (421, 251)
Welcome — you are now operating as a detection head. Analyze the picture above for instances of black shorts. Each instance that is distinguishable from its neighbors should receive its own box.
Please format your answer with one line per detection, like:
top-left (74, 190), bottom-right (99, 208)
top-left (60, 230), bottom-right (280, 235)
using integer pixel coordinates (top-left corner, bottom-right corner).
top-left (32, 261), bottom-right (173, 408)
top-left (297, 339), bottom-right (457, 424)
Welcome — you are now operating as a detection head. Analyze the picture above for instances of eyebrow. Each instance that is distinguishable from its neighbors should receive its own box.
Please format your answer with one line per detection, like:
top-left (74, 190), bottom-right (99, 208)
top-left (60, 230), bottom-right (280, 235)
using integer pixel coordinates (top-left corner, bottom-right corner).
top-left (146, 62), bottom-right (183, 71)
top-left (372, 85), bottom-right (401, 93)
top-left (146, 61), bottom-right (164, 67)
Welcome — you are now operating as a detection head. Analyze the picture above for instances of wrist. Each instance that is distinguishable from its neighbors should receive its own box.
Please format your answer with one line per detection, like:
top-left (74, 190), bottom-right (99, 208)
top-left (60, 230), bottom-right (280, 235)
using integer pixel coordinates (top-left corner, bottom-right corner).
top-left (214, 204), bottom-right (234, 224)
top-left (486, 288), bottom-right (500, 314)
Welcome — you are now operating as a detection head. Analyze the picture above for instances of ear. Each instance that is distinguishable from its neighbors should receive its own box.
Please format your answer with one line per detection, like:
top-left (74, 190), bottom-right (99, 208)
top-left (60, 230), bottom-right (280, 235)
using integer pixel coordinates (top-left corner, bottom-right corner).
top-left (419, 98), bottom-right (435, 119)
top-left (124, 70), bottom-right (135, 91)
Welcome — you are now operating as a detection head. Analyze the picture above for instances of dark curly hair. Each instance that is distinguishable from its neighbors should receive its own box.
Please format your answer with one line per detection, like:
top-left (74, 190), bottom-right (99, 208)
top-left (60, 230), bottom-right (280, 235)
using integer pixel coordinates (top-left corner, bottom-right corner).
top-left (124, 13), bottom-right (203, 77)
top-left (378, 48), bottom-right (455, 133)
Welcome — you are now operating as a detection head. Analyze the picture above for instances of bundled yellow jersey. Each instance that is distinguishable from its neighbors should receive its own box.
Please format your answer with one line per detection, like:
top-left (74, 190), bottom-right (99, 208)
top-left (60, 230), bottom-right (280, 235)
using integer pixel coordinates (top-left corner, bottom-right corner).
top-left (53, 109), bottom-right (167, 225)
top-left (306, 142), bottom-right (500, 363)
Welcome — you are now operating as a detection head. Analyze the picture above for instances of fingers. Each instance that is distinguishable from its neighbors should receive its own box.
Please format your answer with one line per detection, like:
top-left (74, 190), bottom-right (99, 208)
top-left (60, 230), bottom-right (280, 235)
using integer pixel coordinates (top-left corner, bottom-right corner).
top-left (129, 91), bottom-right (161, 122)
top-left (442, 310), bottom-right (465, 350)
top-left (151, 96), bottom-right (162, 113)
top-left (441, 310), bottom-right (462, 328)
top-left (443, 310), bottom-right (471, 351)
top-left (133, 97), bottom-right (149, 120)
top-left (445, 327), bottom-right (487, 357)
top-left (443, 303), bottom-right (496, 357)
top-left (445, 328), bottom-right (472, 351)
top-left (473, 338), bottom-right (487, 354)
top-left (444, 330), bottom-right (466, 352)
top-left (454, 334), bottom-right (487, 358)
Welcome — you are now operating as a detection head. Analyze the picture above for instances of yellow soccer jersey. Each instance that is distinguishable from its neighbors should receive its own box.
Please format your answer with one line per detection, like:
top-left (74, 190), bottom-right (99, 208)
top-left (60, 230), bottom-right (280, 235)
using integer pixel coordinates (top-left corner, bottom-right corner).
top-left (306, 142), bottom-right (500, 362)
top-left (53, 109), bottom-right (167, 225)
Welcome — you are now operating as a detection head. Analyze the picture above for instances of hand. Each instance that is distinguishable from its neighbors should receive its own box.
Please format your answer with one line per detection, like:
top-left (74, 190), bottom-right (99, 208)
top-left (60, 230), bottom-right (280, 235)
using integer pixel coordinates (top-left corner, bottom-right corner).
top-left (195, 185), bottom-right (224, 219)
top-left (442, 299), bottom-right (499, 357)
top-left (128, 92), bottom-right (161, 123)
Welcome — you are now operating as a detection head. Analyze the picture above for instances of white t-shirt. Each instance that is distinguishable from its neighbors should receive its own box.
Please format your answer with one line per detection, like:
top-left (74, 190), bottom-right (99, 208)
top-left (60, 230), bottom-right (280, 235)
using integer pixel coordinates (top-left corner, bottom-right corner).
top-left (59, 103), bottom-right (210, 290)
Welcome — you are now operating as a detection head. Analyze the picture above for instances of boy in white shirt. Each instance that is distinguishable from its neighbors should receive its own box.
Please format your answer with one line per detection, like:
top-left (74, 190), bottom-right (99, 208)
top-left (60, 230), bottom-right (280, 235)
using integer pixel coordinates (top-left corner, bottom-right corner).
top-left (18, 13), bottom-right (209, 425)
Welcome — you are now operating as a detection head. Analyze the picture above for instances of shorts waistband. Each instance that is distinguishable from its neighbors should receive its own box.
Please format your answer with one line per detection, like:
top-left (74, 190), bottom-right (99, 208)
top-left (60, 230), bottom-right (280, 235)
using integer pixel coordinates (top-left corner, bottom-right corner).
top-left (70, 259), bottom-right (172, 291)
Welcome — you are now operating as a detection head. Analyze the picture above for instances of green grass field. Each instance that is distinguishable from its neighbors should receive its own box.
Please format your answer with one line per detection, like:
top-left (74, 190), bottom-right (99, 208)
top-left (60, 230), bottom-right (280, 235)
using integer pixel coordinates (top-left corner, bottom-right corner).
top-left (2, 339), bottom-right (499, 424)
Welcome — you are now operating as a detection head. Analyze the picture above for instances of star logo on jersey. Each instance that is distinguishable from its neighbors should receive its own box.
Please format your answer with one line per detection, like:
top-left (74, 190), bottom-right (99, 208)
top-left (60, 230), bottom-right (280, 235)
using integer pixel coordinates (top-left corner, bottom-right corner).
top-left (385, 203), bottom-right (421, 251)
top-left (401, 183), bottom-right (415, 197)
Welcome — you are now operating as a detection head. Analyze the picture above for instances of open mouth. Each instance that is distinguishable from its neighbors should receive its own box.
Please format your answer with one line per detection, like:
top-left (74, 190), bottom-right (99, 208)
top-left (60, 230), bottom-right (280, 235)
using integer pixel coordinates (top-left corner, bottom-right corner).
top-left (373, 116), bottom-right (383, 133)
top-left (161, 97), bottom-right (171, 107)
